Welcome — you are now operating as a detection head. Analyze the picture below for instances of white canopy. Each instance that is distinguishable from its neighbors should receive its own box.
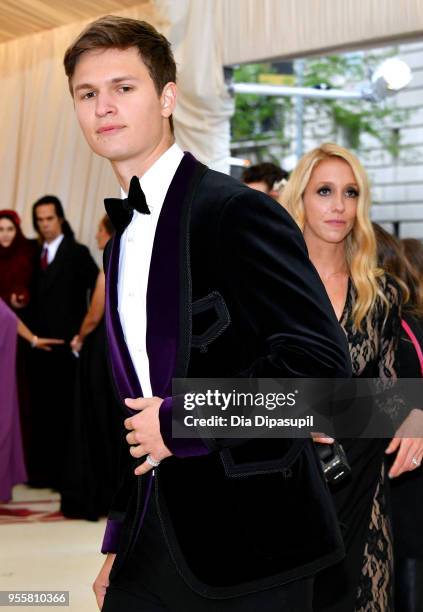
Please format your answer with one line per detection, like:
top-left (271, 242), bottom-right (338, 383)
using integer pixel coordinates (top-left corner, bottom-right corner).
top-left (0, 0), bottom-right (422, 249)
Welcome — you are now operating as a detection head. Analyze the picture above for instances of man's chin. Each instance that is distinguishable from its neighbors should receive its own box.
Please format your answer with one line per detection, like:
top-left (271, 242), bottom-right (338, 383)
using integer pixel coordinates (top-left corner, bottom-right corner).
top-left (92, 145), bottom-right (130, 162)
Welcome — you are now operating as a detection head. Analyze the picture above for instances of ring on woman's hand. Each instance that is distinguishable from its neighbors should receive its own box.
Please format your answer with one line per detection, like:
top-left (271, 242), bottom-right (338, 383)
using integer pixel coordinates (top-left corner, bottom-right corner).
top-left (146, 454), bottom-right (161, 467)
top-left (411, 456), bottom-right (420, 467)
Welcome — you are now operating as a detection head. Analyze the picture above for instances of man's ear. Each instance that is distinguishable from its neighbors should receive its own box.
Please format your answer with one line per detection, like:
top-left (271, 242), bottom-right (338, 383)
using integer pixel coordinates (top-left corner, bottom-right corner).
top-left (161, 82), bottom-right (177, 118)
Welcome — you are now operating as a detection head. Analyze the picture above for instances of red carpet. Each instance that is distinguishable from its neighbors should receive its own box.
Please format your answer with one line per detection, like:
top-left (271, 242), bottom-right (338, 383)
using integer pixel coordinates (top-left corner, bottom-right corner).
top-left (0, 498), bottom-right (64, 524)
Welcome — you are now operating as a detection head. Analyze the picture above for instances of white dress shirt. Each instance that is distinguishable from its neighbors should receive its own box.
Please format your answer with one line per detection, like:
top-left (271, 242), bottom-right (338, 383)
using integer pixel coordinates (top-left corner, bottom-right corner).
top-left (43, 233), bottom-right (64, 264)
top-left (117, 143), bottom-right (184, 397)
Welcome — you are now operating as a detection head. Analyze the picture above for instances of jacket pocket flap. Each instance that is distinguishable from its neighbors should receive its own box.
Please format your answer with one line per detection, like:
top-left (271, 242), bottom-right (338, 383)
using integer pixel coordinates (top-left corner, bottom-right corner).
top-left (192, 291), bottom-right (231, 349)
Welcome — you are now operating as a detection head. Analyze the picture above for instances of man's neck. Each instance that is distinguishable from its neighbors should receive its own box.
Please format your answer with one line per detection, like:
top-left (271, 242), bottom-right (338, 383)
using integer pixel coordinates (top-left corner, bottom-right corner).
top-left (45, 233), bottom-right (64, 246)
top-left (112, 135), bottom-right (176, 193)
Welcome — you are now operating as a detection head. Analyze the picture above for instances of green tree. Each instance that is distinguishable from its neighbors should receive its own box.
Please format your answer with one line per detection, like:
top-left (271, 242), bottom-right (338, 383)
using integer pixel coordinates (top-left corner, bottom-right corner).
top-left (302, 51), bottom-right (409, 155)
top-left (231, 63), bottom-right (291, 154)
top-left (231, 50), bottom-right (410, 159)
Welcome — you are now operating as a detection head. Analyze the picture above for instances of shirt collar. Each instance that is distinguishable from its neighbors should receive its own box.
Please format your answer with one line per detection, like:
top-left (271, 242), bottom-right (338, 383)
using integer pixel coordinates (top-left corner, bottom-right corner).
top-left (44, 233), bottom-right (64, 251)
top-left (120, 143), bottom-right (184, 213)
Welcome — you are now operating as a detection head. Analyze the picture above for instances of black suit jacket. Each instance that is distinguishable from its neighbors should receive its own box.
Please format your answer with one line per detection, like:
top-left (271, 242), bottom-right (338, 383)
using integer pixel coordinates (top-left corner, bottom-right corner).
top-left (103, 154), bottom-right (351, 597)
top-left (31, 236), bottom-right (98, 340)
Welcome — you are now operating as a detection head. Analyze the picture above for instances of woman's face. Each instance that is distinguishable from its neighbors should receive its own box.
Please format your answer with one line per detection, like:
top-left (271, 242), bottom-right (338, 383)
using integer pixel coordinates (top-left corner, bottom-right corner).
top-left (0, 218), bottom-right (17, 248)
top-left (302, 158), bottom-right (359, 246)
top-left (95, 221), bottom-right (111, 250)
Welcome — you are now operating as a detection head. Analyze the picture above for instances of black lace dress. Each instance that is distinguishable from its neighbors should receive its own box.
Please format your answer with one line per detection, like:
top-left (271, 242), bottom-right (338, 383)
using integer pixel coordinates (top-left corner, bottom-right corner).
top-left (314, 274), bottom-right (401, 612)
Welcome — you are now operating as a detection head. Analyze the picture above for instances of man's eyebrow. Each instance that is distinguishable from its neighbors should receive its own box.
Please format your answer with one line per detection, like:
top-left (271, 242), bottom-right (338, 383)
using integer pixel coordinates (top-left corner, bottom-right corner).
top-left (74, 76), bottom-right (138, 93)
top-left (110, 76), bottom-right (138, 83)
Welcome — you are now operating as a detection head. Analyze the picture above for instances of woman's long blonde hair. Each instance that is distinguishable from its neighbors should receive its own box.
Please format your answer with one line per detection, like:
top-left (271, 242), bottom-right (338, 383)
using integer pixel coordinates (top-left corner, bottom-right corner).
top-left (281, 143), bottom-right (386, 330)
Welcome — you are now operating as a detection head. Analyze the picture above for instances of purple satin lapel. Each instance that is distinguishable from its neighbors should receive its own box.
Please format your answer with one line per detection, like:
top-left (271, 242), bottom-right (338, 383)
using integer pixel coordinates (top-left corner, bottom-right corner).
top-left (146, 153), bottom-right (199, 397)
top-left (105, 234), bottom-right (142, 406)
top-left (103, 154), bottom-right (208, 556)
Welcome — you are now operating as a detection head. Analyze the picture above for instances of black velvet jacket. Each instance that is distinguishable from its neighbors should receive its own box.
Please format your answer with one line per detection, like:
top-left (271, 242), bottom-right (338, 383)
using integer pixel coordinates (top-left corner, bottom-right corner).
top-left (31, 236), bottom-right (98, 340)
top-left (103, 154), bottom-right (351, 598)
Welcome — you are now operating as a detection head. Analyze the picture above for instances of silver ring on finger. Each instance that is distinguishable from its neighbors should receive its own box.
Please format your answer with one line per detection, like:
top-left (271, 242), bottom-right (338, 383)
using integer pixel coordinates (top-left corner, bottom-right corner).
top-left (146, 454), bottom-right (161, 467)
top-left (411, 456), bottom-right (421, 467)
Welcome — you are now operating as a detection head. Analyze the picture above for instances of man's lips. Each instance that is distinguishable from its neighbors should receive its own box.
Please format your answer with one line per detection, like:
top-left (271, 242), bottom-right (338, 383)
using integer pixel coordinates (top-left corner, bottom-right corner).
top-left (97, 125), bottom-right (125, 134)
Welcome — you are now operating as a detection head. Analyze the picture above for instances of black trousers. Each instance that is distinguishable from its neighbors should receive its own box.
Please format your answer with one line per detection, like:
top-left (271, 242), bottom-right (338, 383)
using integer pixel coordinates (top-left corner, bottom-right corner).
top-left (103, 494), bottom-right (313, 612)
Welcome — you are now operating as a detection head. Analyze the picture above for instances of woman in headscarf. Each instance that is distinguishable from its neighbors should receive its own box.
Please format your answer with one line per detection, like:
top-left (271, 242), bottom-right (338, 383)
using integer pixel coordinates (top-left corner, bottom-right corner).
top-left (0, 209), bottom-right (37, 311)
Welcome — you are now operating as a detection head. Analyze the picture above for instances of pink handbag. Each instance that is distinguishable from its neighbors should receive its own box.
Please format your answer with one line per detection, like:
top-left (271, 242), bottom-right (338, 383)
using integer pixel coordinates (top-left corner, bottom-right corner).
top-left (401, 319), bottom-right (423, 377)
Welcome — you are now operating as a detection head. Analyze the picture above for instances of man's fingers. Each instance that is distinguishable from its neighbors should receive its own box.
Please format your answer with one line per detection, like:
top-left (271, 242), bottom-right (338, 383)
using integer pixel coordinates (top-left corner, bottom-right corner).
top-left (124, 397), bottom-right (150, 410)
top-left (126, 430), bottom-right (142, 445)
top-left (134, 459), bottom-right (154, 477)
top-left (129, 444), bottom-right (147, 458)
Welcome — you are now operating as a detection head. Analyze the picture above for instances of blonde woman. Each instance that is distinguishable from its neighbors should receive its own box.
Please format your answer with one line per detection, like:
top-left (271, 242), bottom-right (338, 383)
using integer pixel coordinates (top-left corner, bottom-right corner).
top-left (282, 143), bottom-right (423, 612)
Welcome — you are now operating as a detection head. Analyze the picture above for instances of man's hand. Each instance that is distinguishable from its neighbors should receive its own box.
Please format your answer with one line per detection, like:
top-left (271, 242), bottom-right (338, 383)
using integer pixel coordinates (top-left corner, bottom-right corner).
top-left (93, 553), bottom-right (116, 610)
top-left (386, 409), bottom-right (423, 478)
top-left (124, 396), bottom-right (172, 476)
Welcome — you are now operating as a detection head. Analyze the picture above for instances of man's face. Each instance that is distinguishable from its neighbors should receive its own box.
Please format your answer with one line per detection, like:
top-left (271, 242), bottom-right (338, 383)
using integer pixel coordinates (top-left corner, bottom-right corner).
top-left (35, 204), bottom-right (63, 242)
top-left (72, 47), bottom-right (175, 164)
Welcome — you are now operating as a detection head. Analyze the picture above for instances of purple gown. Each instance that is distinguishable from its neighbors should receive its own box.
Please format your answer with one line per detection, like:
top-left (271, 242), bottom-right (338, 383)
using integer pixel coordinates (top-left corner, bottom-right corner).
top-left (0, 298), bottom-right (27, 501)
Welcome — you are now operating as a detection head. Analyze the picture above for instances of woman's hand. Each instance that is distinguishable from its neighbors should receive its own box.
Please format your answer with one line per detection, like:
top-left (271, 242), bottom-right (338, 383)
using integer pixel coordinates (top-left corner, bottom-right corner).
top-left (311, 433), bottom-right (335, 444)
top-left (386, 409), bottom-right (423, 478)
top-left (33, 337), bottom-right (65, 351)
top-left (10, 293), bottom-right (27, 309)
top-left (70, 334), bottom-right (83, 352)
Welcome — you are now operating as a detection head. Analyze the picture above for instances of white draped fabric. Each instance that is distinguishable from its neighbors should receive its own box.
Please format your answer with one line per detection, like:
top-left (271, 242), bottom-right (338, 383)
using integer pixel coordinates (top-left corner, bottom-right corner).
top-left (221, 0), bottom-right (423, 65)
top-left (1, 0), bottom-right (422, 252)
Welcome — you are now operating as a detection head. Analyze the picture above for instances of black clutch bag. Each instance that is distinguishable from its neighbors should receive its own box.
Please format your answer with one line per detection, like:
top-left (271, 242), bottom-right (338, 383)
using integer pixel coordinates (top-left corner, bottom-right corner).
top-left (317, 440), bottom-right (351, 484)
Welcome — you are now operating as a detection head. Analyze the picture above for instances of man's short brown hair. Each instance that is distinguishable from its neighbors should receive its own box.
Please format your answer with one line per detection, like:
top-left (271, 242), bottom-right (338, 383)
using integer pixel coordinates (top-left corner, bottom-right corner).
top-left (64, 15), bottom-right (176, 130)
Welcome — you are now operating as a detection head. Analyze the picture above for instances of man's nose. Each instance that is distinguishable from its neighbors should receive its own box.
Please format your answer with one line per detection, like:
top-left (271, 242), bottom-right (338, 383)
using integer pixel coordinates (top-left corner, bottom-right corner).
top-left (95, 92), bottom-right (116, 118)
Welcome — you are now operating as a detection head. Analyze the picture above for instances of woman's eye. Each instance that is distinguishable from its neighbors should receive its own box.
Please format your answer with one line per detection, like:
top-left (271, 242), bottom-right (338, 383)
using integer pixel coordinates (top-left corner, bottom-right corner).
top-left (318, 186), bottom-right (331, 196)
top-left (345, 188), bottom-right (359, 198)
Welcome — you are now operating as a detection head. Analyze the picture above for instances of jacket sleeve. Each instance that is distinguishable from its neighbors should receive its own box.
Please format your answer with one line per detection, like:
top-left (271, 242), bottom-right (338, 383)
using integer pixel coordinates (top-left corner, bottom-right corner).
top-left (217, 190), bottom-right (351, 378)
top-left (159, 189), bottom-right (352, 456)
top-left (101, 434), bottom-right (134, 553)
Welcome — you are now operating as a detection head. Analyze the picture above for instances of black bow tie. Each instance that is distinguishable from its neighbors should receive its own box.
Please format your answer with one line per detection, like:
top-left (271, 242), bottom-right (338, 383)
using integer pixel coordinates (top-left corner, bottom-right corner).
top-left (104, 176), bottom-right (150, 233)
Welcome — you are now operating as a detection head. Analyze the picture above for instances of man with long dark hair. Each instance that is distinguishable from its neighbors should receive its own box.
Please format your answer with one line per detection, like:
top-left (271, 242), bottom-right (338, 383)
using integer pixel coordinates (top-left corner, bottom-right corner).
top-left (28, 194), bottom-right (98, 488)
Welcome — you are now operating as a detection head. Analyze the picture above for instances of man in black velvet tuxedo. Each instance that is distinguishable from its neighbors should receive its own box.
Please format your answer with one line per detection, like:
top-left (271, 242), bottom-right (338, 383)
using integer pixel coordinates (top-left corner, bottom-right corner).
top-left (64, 16), bottom-right (351, 611)
top-left (29, 196), bottom-right (98, 487)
